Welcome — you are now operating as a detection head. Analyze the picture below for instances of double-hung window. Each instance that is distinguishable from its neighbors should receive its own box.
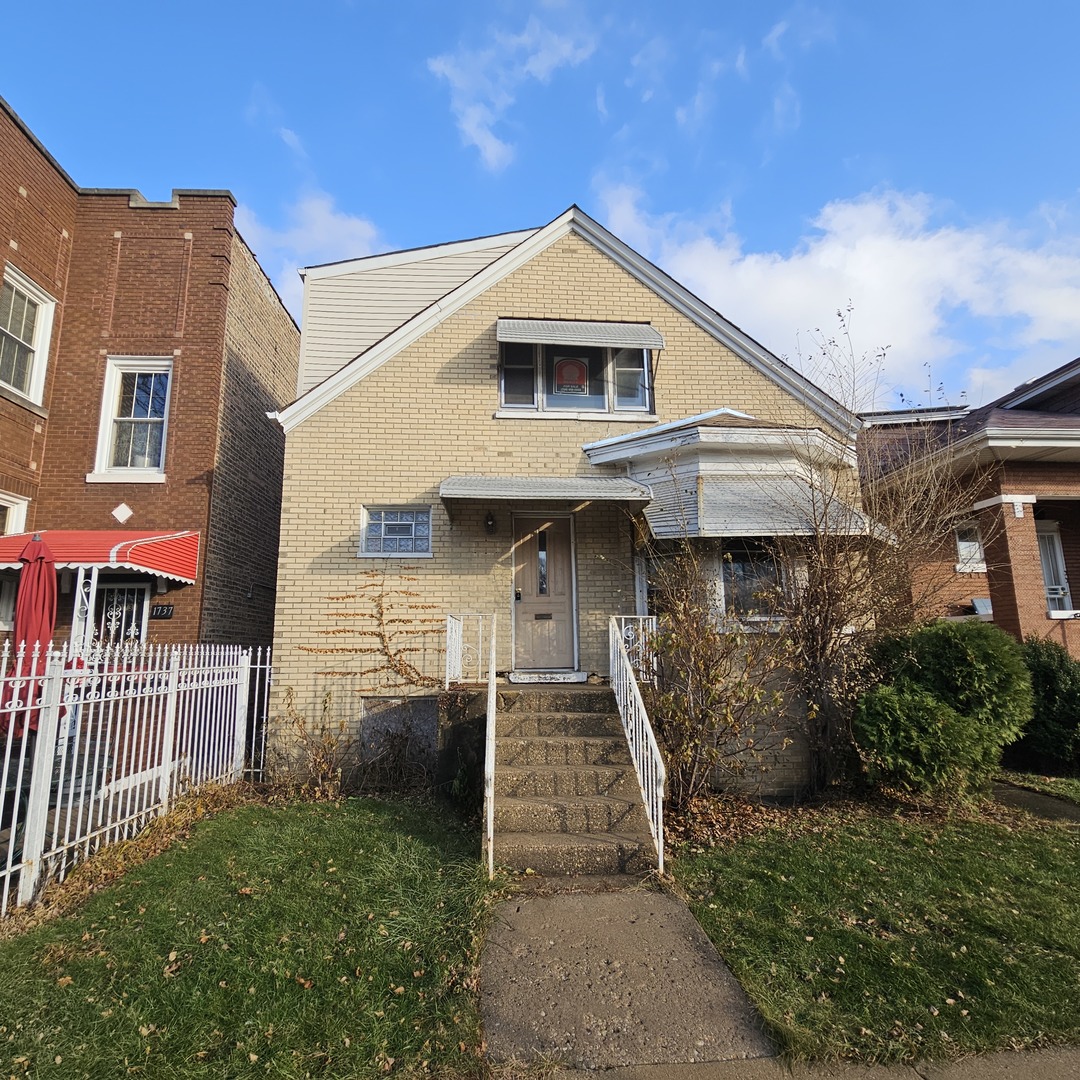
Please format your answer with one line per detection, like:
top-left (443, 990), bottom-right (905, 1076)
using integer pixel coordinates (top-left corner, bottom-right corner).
top-left (0, 264), bottom-right (56, 406)
top-left (87, 357), bottom-right (173, 483)
top-left (954, 524), bottom-right (986, 573)
top-left (360, 506), bottom-right (433, 557)
top-left (499, 343), bottom-right (652, 414)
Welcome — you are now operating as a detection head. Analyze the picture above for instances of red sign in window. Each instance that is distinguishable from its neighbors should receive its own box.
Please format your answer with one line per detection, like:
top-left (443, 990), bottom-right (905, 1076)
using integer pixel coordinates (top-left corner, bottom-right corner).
top-left (554, 357), bottom-right (588, 395)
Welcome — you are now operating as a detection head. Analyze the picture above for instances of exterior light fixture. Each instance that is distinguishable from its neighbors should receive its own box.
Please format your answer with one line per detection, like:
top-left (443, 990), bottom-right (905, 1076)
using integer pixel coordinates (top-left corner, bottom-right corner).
top-left (484, 512), bottom-right (497, 535)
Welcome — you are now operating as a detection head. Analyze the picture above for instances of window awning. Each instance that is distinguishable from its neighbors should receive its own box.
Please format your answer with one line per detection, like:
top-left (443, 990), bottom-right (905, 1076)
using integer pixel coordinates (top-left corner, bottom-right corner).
top-left (496, 318), bottom-right (664, 350)
top-left (440, 475), bottom-right (652, 505)
top-left (0, 530), bottom-right (200, 584)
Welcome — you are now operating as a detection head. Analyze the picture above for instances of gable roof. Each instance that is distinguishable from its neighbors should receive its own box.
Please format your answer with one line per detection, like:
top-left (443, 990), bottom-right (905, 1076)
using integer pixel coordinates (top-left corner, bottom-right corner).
top-left (273, 205), bottom-right (856, 435)
top-left (985, 355), bottom-right (1080, 411)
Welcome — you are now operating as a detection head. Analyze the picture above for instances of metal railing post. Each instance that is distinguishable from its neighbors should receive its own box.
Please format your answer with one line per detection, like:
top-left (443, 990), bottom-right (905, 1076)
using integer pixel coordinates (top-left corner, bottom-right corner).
top-left (156, 649), bottom-right (182, 813)
top-left (17, 650), bottom-right (65, 907)
top-left (232, 650), bottom-right (252, 782)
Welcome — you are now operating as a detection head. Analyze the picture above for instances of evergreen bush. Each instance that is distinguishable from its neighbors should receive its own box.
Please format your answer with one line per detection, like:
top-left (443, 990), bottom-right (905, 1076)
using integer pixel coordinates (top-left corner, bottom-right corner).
top-left (1015, 636), bottom-right (1080, 771)
top-left (853, 621), bottom-right (1032, 796)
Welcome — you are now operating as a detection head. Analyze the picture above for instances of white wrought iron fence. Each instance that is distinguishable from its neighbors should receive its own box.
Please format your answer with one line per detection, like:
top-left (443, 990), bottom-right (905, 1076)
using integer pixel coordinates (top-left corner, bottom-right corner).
top-left (609, 615), bottom-right (665, 874)
top-left (1, 640), bottom-right (271, 916)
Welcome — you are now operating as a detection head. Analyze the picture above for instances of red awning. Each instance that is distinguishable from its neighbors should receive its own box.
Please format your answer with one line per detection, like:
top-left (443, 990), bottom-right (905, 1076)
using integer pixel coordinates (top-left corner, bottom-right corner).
top-left (0, 530), bottom-right (200, 584)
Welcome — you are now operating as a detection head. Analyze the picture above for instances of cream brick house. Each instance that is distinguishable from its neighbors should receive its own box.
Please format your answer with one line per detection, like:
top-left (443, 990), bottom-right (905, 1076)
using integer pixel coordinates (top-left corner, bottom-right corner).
top-left (270, 207), bottom-right (855, 770)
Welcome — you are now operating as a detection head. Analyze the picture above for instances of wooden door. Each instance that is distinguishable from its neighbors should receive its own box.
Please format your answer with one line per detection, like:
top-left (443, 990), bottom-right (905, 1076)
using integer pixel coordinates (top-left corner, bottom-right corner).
top-left (513, 516), bottom-right (575, 670)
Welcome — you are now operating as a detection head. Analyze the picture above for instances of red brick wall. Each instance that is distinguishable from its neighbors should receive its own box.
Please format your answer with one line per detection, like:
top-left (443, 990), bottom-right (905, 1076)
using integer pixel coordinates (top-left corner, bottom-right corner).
top-left (33, 191), bottom-right (239, 643)
top-left (199, 234), bottom-right (299, 645)
top-left (1, 97), bottom-right (298, 648)
top-left (0, 98), bottom-right (77, 522)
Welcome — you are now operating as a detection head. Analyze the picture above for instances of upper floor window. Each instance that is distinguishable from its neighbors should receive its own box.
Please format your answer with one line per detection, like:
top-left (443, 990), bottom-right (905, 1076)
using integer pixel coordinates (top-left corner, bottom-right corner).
top-left (955, 524), bottom-right (986, 573)
top-left (86, 357), bottom-right (173, 484)
top-left (499, 342), bottom-right (652, 414)
top-left (0, 491), bottom-right (29, 535)
top-left (0, 264), bottom-right (56, 406)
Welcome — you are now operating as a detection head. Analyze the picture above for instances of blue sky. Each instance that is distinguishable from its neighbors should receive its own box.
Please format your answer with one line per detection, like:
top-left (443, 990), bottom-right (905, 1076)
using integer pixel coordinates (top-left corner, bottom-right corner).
top-left (8, 1), bottom-right (1080, 407)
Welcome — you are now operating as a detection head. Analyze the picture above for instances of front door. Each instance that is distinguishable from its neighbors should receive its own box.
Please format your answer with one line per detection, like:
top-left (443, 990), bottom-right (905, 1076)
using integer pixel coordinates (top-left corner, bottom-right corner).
top-left (1037, 521), bottom-right (1073, 611)
top-left (513, 515), bottom-right (576, 670)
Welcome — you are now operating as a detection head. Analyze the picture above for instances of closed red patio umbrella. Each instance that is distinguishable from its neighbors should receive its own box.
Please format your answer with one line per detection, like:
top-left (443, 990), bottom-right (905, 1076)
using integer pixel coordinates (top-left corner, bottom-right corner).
top-left (1, 534), bottom-right (58, 736)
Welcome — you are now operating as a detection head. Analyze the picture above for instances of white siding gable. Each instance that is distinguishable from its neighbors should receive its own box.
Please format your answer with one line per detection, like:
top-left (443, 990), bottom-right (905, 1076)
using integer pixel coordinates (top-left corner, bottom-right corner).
top-left (296, 231), bottom-right (535, 395)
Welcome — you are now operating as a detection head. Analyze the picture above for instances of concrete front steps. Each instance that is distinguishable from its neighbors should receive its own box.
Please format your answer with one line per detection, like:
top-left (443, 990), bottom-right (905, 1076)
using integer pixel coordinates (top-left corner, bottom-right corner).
top-left (491, 687), bottom-right (656, 876)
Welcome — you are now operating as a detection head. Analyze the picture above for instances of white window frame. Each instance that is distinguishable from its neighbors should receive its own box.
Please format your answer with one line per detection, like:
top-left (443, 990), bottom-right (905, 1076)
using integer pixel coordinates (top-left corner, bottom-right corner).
top-left (0, 491), bottom-right (29, 535)
top-left (358, 505), bottom-right (434, 558)
top-left (496, 342), bottom-right (656, 419)
top-left (0, 263), bottom-right (56, 407)
top-left (0, 574), bottom-right (15, 631)
top-left (86, 356), bottom-right (173, 484)
top-left (954, 523), bottom-right (986, 573)
top-left (719, 539), bottom-right (785, 622)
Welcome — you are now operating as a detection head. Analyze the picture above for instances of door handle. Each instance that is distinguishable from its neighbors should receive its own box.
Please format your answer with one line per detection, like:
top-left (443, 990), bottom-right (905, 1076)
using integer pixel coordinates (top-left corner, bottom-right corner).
top-left (514, 590), bottom-right (522, 602)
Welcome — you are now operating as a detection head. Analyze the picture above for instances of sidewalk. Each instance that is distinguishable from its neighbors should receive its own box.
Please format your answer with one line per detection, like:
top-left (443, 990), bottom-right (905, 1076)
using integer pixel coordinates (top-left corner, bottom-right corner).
top-left (559, 1045), bottom-right (1080, 1078)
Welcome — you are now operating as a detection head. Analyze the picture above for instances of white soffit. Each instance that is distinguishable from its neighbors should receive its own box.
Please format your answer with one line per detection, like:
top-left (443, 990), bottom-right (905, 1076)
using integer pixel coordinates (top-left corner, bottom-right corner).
top-left (439, 475), bottom-right (652, 503)
top-left (496, 319), bottom-right (664, 350)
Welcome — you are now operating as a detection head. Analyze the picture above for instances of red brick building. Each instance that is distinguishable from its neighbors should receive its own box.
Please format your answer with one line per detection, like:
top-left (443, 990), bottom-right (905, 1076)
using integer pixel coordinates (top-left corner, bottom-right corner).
top-left (862, 357), bottom-right (1080, 658)
top-left (0, 94), bottom-right (299, 648)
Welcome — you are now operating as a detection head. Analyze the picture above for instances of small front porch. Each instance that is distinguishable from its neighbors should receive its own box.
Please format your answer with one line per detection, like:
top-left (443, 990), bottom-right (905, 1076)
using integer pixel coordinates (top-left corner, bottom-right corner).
top-left (977, 490), bottom-right (1080, 656)
top-left (439, 475), bottom-right (652, 682)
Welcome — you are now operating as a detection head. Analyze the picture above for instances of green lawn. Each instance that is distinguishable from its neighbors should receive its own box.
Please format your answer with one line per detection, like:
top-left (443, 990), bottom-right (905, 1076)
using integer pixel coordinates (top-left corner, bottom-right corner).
top-left (0, 799), bottom-right (495, 1079)
top-left (1001, 770), bottom-right (1080, 807)
top-left (674, 804), bottom-right (1080, 1063)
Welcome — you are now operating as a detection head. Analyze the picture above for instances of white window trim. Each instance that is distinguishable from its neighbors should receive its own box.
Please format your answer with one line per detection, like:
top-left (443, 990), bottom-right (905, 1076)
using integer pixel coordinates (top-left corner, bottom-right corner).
top-left (498, 343), bottom-right (654, 417)
top-left (954, 523), bottom-right (986, 574)
top-left (0, 491), bottom-right (29, 534)
top-left (86, 356), bottom-right (173, 484)
top-left (357, 505), bottom-right (434, 558)
top-left (1, 263), bottom-right (56, 407)
top-left (0, 575), bottom-right (15, 631)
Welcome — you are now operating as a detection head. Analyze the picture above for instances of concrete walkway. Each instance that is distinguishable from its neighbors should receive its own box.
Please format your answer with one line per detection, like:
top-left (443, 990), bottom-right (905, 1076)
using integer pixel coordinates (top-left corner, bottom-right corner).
top-left (481, 783), bottom-right (1079, 1074)
top-left (481, 881), bottom-right (771, 1069)
top-left (992, 780), bottom-right (1080, 822)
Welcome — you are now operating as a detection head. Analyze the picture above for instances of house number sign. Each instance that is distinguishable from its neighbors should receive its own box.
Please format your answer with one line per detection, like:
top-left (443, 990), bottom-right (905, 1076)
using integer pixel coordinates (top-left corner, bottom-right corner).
top-left (150, 604), bottom-right (174, 619)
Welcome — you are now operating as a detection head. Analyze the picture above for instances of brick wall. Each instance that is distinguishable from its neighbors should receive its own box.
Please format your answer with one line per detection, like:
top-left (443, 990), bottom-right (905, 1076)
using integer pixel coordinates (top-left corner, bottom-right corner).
top-left (198, 234), bottom-right (299, 645)
top-left (32, 191), bottom-right (241, 643)
top-left (273, 231), bottom-right (835, 726)
top-left (0, 98), bottom-right (77, 525)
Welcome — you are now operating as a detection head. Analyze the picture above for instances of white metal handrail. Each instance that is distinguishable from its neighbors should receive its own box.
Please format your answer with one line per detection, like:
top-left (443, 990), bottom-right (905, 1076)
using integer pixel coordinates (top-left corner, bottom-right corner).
top-left (609, 616), bottom-right (665, 874)
top-left (445, 614), bottom-right (493, 688)
top-left (482, 617), bottom-right (497, 879)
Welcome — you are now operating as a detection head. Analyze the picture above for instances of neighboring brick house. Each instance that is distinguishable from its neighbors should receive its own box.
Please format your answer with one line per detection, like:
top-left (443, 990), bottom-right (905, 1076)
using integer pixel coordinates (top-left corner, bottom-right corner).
top-left (861, 355), bottom-right (1080, 658)
top-left (0, 94), bottom-right (299, 648)
top-left (271, 206), bottom-right (857, 791)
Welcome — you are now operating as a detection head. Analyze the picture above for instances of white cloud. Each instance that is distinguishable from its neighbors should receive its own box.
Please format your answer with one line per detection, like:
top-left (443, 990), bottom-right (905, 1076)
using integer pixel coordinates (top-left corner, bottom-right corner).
top-left (236, 191), bottom-right (381, 317)
top-left (772, 81), bottom-right (801, 133)
top-left (277, 127), bottom-right (307, 159)
top-left (594, 183), bottom-right (1080, 408)
top-left (596, 84), bottom-right (608, 120)
top-left (762, 20), bottom-right (788, 59)
top-left (428, 16), bottom-right (594, 171)
top-left (734, 45), bottom-right (749, 80)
